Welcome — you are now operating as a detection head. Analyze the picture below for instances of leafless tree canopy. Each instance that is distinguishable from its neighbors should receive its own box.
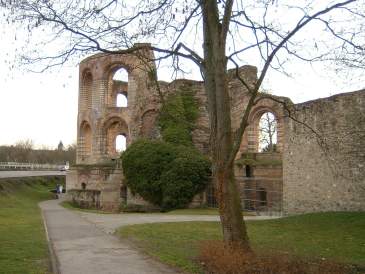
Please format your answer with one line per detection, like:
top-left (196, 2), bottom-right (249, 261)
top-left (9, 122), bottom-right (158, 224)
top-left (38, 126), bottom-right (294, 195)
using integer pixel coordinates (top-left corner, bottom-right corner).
top-left (0, 141), bottom-right (76, 164)
top-left (2, 0), bottom-right (364, 74)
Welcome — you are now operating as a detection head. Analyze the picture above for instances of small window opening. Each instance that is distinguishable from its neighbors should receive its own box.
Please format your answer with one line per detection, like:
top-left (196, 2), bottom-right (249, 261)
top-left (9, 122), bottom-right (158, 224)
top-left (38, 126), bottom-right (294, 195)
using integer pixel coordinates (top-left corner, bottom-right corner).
top-left (120, 186), bottom-right (127, 203)
top-left (259, 187), bottom-right (267, 206)
top-left (116, 93), bottom-right (128, 107)
top-left (81, 183), bottom-right (86, 190)
top-left (245, 165), bottom-right (252, 178)
top-left (116, 134), bottom-right (126, 152)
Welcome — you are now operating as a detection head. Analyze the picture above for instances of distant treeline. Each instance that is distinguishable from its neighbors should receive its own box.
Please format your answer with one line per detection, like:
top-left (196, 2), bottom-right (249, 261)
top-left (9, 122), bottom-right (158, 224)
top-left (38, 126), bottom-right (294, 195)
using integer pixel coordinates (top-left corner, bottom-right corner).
top-left (0, 141), bottom-right (76, 165)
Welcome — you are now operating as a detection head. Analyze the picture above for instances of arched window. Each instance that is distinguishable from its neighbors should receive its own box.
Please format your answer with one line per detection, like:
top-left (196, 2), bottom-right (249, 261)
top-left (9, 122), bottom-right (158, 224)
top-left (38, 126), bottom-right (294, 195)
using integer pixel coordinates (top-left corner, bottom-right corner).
top-left (258, 112), bottom-right (277, 152)
top-left (104, 117), bottom-right (128, 157)
top-left (110, 68), bottom-right (129, 107)
top-left (116, 134), bottom-right (126, 152)
top-left (113, 68), bottom-right (128, 82)
top-left (116, 93), bottom-right (128, 107)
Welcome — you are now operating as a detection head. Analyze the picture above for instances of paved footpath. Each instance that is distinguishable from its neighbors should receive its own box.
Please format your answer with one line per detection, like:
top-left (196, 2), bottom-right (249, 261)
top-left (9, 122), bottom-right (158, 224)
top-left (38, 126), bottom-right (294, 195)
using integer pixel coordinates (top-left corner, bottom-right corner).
top-left (40, 199), bottom-right (280, 274)
top-left (39, 200), bottom-right (180, 274)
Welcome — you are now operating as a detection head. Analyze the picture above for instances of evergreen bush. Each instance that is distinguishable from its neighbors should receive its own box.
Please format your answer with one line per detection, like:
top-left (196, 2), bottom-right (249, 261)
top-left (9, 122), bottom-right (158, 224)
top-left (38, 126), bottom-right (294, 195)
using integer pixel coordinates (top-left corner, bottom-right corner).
top-left (121, 88), bottom-right (211, 210)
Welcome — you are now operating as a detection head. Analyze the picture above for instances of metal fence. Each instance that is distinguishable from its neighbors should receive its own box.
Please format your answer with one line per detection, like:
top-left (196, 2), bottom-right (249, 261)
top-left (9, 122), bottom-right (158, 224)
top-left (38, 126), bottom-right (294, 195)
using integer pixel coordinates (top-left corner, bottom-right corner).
top-left (206, 178), bottom-right (283, 216)
top-left (0, 162), bottom-right (60, 170)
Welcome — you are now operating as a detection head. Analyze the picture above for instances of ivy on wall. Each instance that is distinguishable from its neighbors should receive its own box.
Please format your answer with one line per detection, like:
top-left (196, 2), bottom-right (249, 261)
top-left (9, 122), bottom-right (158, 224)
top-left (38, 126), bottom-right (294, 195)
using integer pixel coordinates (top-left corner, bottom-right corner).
top-left (121, 86), bottom-right (211, 210)
top-left (158, 87), bottom-right (199, 146)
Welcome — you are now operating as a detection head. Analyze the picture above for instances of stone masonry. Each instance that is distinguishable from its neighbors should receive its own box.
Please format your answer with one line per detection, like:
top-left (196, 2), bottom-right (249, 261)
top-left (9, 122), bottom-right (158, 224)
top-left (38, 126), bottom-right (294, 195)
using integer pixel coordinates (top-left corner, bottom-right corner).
top-left (283, 90), bottom-right (365, 214)
top-left (66, 44), bottom-right (365, 214)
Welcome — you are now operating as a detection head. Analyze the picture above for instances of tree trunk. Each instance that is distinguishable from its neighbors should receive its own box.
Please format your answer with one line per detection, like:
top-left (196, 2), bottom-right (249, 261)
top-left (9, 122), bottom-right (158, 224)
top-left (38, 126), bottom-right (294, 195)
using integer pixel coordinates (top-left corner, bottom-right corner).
top-left (201, 0), bottom-right (251, 251)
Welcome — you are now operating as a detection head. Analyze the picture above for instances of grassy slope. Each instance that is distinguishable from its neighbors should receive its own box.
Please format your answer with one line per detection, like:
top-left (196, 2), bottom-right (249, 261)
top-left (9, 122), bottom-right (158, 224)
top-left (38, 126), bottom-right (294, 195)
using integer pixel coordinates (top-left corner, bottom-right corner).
top-left (118, 212), bottom-right (365, 273)
top-left (0, 177), bottom-right (59, 274)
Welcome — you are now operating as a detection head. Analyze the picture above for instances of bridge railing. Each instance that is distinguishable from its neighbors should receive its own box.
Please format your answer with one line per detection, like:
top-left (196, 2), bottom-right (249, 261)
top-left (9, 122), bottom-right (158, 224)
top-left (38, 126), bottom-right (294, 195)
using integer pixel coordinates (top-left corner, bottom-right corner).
top-left (0, 162), bottom-right (60, 171)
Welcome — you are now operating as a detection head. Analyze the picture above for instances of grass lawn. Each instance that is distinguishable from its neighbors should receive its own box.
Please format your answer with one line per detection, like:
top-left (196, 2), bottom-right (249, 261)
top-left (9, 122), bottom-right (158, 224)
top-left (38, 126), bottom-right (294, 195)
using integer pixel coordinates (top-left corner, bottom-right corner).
top-left (0, 177), bottom-right (61, 274)
top-left (118, 212), bottom-right (365, 273)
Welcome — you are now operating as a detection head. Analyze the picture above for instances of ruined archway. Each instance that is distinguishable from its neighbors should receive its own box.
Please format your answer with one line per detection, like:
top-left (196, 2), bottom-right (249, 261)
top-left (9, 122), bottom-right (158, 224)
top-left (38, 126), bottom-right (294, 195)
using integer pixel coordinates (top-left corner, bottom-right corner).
top-left (246, 106), bottom-right (283, 153)
top-left (106, 66), bottom-right (130, 107)
top-left (258, 112), bottom-right (278, 152)
top-left (103, 117), bottom-right (129, 158)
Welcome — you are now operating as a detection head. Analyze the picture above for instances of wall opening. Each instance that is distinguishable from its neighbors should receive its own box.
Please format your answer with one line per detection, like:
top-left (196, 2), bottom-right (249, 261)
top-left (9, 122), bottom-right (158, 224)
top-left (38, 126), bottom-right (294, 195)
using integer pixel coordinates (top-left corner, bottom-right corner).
top-left (206, 183), bottom-right (218, 208)
top-left (258, 187), bottom-right (267, 206)
top-left (116, 93), bottom-right (128, 107)
top-left (109, 67), bottom-right (129, 107)
top-left (120, 185), bottom-right (127, 203)
top-left (245, 165), bottom-right (253, 177)
top-left (81, 183), bottom-right (86, 190)
top-left (104, 117), bottom-right (128, 157)
top-left (113, 68), bottom-right (128, 82)
top-left (258, 112), bottom-right (277, 152)
top-left (116, 134), bottom-right (126, 152)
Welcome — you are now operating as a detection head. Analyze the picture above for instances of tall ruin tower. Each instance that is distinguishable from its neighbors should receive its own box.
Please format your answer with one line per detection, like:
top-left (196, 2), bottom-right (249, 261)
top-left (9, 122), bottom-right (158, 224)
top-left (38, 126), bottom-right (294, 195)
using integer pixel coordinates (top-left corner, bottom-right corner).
top-left (66, 44), bottom-right (159, 210)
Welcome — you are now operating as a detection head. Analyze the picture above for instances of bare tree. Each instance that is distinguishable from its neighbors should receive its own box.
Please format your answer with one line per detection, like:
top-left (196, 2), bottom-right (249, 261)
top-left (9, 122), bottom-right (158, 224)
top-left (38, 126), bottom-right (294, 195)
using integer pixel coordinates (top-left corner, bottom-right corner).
top-left (259, 112), bottom-right (277, 152)
top-left (13, 139), bottom-right (34, 162)
top-left (2, 0), bottom-right (365, 250)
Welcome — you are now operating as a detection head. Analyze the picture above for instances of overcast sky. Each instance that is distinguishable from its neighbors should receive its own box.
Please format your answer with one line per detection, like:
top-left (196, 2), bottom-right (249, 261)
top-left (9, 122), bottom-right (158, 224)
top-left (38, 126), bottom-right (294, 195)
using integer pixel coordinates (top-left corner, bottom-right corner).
top-left (0, 7), bottom-right (363, 149)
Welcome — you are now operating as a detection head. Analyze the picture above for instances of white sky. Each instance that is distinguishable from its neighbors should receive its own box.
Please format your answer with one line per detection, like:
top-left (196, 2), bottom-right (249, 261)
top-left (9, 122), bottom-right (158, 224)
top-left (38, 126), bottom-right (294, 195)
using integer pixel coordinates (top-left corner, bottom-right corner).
top-left (0, 5), bottom-right (363, 149)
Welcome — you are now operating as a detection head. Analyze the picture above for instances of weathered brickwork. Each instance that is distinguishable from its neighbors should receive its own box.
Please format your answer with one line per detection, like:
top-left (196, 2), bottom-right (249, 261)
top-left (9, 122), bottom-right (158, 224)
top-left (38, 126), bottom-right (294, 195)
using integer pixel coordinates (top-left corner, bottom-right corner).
top-left (67, 44), bottom-right (364, 214)
top-left (283, 90), bottom-right (365, 214)
top-left (67, 44), bottom-right (159, 210)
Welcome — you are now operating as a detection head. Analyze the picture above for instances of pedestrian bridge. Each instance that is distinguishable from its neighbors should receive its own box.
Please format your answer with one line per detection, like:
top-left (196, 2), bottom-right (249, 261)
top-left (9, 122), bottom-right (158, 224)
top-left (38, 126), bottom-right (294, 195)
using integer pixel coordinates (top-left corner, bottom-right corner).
top-left (0, 162), bottom-right (60, 170)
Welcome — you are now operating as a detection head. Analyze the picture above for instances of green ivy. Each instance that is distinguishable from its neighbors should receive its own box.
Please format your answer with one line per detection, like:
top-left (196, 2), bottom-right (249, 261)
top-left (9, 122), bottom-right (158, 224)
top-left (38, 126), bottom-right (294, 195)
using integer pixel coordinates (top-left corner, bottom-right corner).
top-left (121, 87), bottom-right (212, 210)
top-left (158, 87), bottom-right (199, 146)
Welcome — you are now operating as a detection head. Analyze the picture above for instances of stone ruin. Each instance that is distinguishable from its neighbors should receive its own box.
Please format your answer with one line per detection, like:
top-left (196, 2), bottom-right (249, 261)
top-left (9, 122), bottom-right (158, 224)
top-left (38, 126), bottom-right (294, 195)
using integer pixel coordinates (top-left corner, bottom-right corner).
top-left (66, 44), bottom-right (365, 214)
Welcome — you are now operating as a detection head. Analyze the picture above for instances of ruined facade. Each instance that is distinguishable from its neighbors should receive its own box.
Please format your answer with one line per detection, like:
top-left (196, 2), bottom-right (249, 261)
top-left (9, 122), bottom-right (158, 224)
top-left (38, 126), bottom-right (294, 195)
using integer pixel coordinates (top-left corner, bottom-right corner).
top-left (66, 44), bottom-right (365, 214)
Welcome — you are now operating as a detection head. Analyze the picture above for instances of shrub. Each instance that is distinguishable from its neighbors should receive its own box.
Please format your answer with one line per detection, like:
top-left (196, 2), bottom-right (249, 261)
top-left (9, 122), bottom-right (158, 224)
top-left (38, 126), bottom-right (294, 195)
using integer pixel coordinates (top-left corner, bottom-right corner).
top-left (160, 147), bottom-right (211, 209)
top-left (199, 240), bottom-right (352, 274)
top-left (122, 87), bottom-right (211, 210)
top-left (161, 125), bottom-right (192, 146)
top-left (121, 140), bottom-right (210, 210)
top-left (121, 140), bottom-right (176, 206)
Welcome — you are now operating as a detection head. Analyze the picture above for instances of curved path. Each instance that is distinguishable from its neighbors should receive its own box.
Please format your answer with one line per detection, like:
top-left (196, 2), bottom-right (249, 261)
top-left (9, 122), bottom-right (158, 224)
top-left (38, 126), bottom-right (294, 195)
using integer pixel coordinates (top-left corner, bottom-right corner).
top-left (40, 199), bottom-right (279, 274)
